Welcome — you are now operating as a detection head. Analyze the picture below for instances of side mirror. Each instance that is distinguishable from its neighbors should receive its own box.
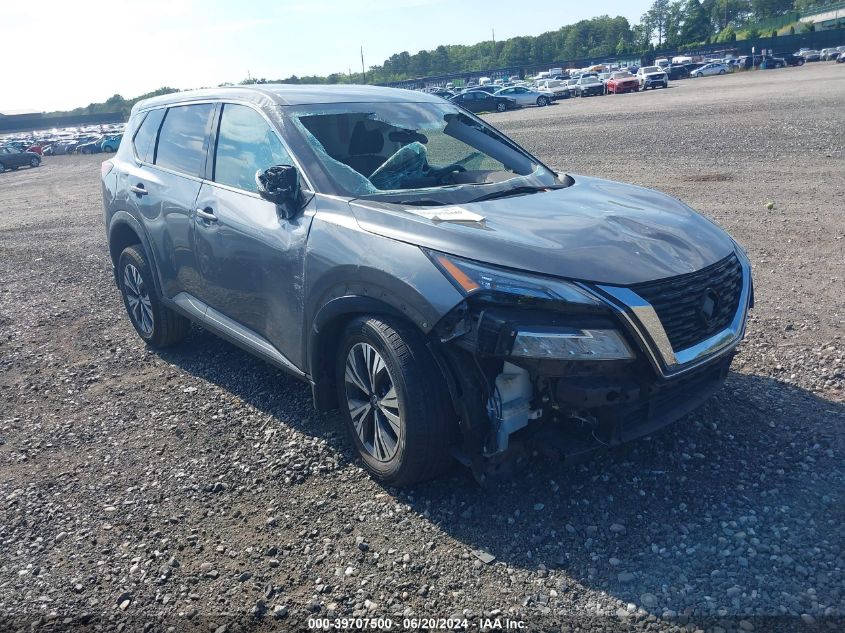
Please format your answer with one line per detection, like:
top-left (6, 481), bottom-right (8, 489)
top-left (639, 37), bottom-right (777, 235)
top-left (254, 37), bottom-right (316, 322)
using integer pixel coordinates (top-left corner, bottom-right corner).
top-left (256, 165), bottom-right (302, 219)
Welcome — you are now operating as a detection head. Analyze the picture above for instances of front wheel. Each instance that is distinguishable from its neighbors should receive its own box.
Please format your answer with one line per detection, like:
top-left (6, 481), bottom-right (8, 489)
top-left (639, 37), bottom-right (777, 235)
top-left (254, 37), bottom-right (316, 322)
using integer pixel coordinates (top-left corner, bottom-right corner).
top-left (536, 96), bottom-right (549, 106)
top-left (30, 157), bottom-right (40, 167)
top-left (0, 161), bottom-right (5, 172)
top-left (719, 69), bottom-right (726, 75)
top-left (118, 245), bottom-right (190, 348)
top-left (496, 101), bottom-right (506, 112)
top-left (336, 316), bottom-right (456, 486)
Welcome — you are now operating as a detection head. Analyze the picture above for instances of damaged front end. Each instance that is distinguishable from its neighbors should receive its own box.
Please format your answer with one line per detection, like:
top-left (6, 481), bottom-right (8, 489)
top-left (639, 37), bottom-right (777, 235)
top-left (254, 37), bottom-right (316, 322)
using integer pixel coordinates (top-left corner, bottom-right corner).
top-left (426, 251), bottom-right (733, 483)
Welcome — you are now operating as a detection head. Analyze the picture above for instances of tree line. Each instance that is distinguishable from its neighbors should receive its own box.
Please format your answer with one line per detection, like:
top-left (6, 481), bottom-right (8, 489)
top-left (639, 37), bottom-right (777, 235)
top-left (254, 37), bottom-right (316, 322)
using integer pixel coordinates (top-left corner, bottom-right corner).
top-left (44, 0), bottom-right (836, 118)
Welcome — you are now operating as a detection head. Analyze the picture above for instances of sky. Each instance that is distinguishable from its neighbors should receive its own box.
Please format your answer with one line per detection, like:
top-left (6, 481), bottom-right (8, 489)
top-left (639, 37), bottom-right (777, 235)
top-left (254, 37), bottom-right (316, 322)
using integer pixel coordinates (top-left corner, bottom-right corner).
top-left (1, 0), bottom-right (652, 113)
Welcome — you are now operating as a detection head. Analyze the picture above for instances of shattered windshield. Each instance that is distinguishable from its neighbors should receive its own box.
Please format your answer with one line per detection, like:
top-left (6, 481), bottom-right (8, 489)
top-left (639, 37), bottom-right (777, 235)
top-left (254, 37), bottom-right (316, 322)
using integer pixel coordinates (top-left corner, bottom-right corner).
top-left (284, 101), bottom-right (561, 204)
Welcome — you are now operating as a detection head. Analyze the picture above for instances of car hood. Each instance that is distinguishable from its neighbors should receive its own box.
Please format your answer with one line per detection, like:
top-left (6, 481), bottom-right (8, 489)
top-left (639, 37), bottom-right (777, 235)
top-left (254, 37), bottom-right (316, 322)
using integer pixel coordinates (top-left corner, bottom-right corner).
top-left (349, 175), bottom-right (736, 286)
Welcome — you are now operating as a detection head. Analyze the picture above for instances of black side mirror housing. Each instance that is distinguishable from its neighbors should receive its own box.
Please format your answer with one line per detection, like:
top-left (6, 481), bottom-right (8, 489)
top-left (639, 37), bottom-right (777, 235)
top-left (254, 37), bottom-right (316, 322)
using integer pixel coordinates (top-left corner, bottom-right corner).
top-left (256, 165), bottom-right (302, 219)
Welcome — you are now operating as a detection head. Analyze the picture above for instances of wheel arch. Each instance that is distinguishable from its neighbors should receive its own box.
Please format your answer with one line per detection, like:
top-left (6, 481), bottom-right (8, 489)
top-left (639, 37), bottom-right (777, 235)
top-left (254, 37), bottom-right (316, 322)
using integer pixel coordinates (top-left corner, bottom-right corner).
top-left (307, 295), bottom-right (418, 412)
top-left (107, 212), bottom-right (163, 296)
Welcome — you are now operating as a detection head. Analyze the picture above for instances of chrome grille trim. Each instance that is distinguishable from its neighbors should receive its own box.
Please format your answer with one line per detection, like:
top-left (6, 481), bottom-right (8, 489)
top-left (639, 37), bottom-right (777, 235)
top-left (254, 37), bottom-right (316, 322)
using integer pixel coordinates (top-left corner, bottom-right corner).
top-left (585, 252), bottom-right (751, 378)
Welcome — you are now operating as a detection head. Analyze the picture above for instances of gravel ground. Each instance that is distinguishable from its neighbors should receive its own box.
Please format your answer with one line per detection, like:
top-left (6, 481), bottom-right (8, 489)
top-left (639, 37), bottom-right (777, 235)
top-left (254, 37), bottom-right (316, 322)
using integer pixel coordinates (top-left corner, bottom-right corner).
top-left (1, 63), bottom-right (843, 632)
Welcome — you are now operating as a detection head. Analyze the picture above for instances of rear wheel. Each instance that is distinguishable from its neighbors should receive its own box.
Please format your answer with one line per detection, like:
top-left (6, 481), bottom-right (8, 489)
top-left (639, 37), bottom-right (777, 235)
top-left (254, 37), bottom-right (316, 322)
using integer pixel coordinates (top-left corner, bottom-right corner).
top-left (536, 96), bottom-right (549, 106)
top-left (30, 157), bottom-right (40, 167)
top-left (118, 245), bottom-right (190, 348)
top-left (336, 316), bottom-right (456, 486)
top-left (496, 101), bottom-right (506, 112)
top-left (0, 161), bottom-right (5, 172)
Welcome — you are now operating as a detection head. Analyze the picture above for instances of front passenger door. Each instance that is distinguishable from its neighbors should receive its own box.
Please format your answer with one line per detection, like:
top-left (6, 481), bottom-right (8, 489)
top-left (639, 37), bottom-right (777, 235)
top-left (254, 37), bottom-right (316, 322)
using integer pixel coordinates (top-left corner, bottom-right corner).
top-left (193, 103), bottom-right (314, 369)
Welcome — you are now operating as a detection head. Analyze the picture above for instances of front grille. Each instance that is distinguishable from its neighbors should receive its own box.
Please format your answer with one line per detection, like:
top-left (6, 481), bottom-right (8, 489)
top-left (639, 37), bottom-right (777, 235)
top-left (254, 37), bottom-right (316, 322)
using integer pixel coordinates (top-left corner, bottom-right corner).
top-left (631, 254), bottom-right (743, 352)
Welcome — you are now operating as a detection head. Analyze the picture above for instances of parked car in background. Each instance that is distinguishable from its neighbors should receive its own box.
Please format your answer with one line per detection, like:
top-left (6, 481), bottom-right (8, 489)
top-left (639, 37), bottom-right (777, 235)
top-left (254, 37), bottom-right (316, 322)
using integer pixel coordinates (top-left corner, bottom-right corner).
top-left (820, 48), bottom-right (840, 61)
top-left (575, 75), bottom-right (604, 97)
top-left (493, 86), bottom-right (554, 106)
top-left (838, 53), bottom-right (845, 64)
top-left (536, 79), bottom-right (571, 100)
top-left (449, 90), bottom-right (518, 113)
top-left (605, 71), bottom-right (639, 94)
top-left (691, 62), bottom-right (729, 77)
top-left (665, 64), bottom-right (691, 80)
top-left (0, 146), bottom-right (41, 171)
top-left (564, 78), bottom-right (580, 98)
top-left (25, 143), bottom-right (44, 156)
top-left (637, 66), bottom-right (668, 90)
top-left (77, 137), bottom-right (105, 154)
top-left (101, 134), bottom-right (122, 152)
top-left (775, 53), bottom-right (805, 67)
top-left (798, 50), bottom-right (821, 62)
top-left (736, 55), bottom-right (784, 70)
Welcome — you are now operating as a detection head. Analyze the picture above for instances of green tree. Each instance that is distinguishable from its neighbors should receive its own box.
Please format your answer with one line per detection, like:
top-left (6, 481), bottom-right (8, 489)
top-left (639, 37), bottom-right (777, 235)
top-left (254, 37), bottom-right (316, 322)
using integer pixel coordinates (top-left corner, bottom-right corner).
top-left (681, 0), bottom-right (714, 43)
top-left (750, 0), bottom-right (793, 19)
top-left (645, 0), bottom-right (672, 45)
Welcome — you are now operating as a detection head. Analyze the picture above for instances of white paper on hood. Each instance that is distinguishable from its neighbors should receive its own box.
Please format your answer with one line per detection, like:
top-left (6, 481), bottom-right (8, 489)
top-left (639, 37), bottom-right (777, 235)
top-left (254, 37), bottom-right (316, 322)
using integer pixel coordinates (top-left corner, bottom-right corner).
top-left (409, 206), bottom-right (485, 223)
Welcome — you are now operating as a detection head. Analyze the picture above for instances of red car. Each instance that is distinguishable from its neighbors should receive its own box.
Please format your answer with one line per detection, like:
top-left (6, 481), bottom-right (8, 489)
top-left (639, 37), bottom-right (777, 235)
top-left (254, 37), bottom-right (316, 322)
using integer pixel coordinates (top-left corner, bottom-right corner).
top-left (606, 71), bottom-right (640, 94)
top-left (26, 144), bottom-right (44, 156)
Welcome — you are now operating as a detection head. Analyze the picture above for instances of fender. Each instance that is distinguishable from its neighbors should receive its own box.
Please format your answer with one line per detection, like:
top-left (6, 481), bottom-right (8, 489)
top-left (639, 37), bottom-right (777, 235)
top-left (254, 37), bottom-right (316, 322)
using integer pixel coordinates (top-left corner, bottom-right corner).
top-left (108, 210), bottom-right (165, 298)
top-left (307, 294), bottom-right (412, 412)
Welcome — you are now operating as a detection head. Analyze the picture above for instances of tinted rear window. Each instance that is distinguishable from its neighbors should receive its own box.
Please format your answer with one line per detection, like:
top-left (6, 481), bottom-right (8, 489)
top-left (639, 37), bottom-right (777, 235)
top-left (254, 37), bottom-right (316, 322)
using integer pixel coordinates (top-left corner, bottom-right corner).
top-left (155, 104), bottom-right (214, 176)
top-left (132, 108), bottom-right (165, 163)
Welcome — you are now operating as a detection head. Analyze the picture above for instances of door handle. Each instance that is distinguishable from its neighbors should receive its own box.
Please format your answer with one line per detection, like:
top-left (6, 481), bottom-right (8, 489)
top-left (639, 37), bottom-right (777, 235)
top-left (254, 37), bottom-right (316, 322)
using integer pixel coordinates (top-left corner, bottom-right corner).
top-left (196, 207), bottom-right (217, 222)
top-left (129, 184), bottom-right (148, 196)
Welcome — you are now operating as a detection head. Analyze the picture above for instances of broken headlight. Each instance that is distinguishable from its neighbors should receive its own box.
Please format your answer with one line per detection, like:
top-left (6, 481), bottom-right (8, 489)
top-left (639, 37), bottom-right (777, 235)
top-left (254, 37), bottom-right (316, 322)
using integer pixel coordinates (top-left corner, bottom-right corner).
top-left (511, 327), bottom-right (633, 360)
top-left (426, 251), bottom-right (602, 306)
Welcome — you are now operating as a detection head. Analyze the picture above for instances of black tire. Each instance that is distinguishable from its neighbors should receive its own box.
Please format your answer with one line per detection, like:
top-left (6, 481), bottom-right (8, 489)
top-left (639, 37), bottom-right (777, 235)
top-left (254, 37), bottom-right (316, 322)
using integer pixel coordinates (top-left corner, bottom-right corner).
top-left (536, 96), bottom-right (549, 106)
top-left (719, 69), bottom-right (726, 75)
top-left (118, 245), bottom-right (189, 348)
top-left (30, 157), bottom-right (40, 167)
top-left (336, 316), bottom-right (457, 486)
top-left (0, 161), bottom-right (5, 172)
top-left (798, 59), bottom-right (805, 66)
top-left (496, 101), bottom-right (506, 112)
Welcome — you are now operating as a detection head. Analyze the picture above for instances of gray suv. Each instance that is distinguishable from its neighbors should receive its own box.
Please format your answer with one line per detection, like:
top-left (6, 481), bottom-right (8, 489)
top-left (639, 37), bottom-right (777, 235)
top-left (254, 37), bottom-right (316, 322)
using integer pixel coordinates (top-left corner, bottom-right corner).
top-left (102, 85), bottom-right (752, 486)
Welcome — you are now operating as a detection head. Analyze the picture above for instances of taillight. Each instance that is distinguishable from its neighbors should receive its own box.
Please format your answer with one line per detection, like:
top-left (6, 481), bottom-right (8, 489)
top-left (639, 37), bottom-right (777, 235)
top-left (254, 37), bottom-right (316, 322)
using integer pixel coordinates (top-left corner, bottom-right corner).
top-left (101, 160), bottom-right (114, 178)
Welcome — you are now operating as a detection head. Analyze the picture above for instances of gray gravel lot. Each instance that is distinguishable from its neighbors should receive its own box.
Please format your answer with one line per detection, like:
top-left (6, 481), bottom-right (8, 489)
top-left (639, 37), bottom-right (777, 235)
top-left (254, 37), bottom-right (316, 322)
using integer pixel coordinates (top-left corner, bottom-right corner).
top-left (1, 63), bottom-right (843, 632)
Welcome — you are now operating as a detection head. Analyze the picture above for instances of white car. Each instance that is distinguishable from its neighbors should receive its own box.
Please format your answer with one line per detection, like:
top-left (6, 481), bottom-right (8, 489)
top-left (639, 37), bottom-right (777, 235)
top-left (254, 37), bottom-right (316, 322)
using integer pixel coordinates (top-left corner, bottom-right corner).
top-left (493, 86), bottom-right (554, 107)
top-left (691, 62), bottom-right (729, 77)
top-left (636, 66), bottom-right (668, 90)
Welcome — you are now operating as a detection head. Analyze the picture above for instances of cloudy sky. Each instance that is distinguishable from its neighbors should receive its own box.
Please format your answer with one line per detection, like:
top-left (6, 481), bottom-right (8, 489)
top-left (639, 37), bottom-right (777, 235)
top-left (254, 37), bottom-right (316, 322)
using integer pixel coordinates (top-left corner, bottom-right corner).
top-left (1, 0), bottom-right (650, 112)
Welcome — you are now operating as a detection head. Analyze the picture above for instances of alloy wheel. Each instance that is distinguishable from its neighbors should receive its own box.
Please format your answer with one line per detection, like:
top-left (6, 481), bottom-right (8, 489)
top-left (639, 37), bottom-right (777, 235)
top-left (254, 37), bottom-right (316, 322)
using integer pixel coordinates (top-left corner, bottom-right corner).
top-left (123, 263), bottom-right (154, 336)
top-left (344, 342), bottom-right (401, 462)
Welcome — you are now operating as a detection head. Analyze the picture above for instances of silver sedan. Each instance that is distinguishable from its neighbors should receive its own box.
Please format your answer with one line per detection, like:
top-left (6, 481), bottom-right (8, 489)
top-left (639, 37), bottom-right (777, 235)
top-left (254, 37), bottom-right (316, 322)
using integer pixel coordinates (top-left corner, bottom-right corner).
top-left (493, 86), bottom-right (554, 107)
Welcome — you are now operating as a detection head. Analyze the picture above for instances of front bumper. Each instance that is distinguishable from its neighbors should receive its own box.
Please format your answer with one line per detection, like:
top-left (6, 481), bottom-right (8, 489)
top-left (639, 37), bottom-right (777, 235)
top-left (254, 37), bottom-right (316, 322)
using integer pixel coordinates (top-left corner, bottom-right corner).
top-left (550, 353), bottom-right (731, 450)
top-left (433, 249), bottom-right (751, 463)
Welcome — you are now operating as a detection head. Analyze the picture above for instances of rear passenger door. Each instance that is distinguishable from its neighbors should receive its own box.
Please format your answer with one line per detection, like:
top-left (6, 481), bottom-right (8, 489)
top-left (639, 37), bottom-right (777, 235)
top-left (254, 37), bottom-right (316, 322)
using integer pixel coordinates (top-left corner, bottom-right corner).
top-left (121, 103), bottom-right (215, 299)
top-left (192, 103), bottom-right (315, 369)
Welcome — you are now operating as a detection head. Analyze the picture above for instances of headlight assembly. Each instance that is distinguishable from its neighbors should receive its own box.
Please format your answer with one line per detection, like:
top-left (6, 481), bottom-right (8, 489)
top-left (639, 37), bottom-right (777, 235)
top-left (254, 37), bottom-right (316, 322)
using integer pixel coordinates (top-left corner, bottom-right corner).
top-left (426, 251), bottom-right (602, 306)
top-left (511, 327), bottom-right (633, 360)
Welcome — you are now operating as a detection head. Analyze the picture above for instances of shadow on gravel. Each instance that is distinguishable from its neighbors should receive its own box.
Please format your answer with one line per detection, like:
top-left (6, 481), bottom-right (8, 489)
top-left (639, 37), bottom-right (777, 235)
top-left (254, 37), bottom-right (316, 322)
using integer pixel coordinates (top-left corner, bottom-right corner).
top-left (158, 328), bottom-right (843, 623)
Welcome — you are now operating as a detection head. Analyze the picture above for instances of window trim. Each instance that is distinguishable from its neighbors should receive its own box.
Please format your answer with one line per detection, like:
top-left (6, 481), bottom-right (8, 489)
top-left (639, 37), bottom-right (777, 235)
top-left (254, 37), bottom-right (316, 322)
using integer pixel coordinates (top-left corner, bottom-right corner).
top-left (130, 107), bottom-right (165, 166)
top-left (207, 100), bottom-right (315, 196)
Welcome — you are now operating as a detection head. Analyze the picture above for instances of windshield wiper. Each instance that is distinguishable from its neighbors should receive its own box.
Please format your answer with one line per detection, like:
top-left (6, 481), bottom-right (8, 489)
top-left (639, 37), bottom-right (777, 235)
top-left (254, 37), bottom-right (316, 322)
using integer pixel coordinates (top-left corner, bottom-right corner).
top-left (466, 184), bottom-right (567, 204)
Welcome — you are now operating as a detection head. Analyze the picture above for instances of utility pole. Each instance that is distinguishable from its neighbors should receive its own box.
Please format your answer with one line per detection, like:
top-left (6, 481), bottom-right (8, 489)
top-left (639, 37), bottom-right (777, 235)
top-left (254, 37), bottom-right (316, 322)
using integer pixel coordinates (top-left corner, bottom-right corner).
top-left (492, 28), bottom-right (496, 57)
top-left (360, 46), bottom-right (366, 83)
